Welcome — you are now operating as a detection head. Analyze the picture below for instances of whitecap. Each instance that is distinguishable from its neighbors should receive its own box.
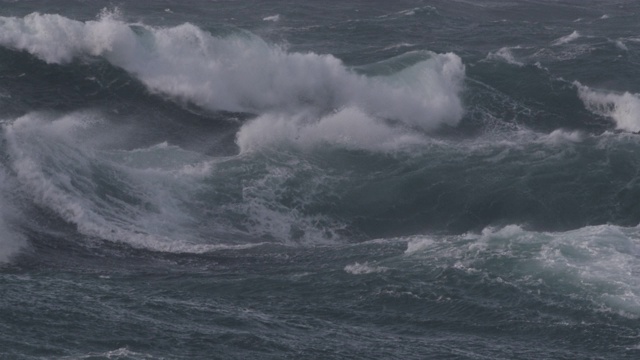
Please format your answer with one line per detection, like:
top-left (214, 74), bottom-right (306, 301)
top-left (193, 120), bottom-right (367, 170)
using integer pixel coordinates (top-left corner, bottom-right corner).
top-left (0, 11), bottom-right (466, 137)
top-left (614, 40), bottom-right (628, 51)
top-left (552, 30), bottom-right (580, 46)
top-left (574, 81), bottom-right (640, 132)
top-left (486, 46), bottom-right (524, 66)
top-left (344, 262), bottom-right (388, 275)
top-left (263, 14), bottom-right (280, 22)
top-left (236, 107), bottom-right (428, 153)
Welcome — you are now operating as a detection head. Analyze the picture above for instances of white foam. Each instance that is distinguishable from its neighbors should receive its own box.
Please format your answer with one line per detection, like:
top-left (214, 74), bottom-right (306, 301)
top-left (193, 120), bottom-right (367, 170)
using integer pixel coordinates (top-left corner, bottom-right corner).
top-left (552, 30), bottom-right (580, 46)
top-left (236, 107), bottom-right (427, 153)
top-left (544, 129), bottom-right (584, 144)
top-left (397, 6), bottom-right (436, 17)
top-left (575, 81), bottom-right (640, 132)
top-left (2, 112), bottom-right (246, 253)
top-left (227, 162), bottom-right (346, 245)
top-left (263, 14), bottom-right (280, 22)
top-left (4, 109), bottom-right (357, 250)
top-left (344, 262), bottom-right (388, 275)
top-left (66, 347), bottom-right (156, 360)
top-left (0, 11), bottom-right (466, 139)
top-left (402, 224), bottom-right (640, 317)
top-left (106, 142), bottom-right (214, 177)
top-left (486, 46), bottom-right (524, 66)
top-left (235, 48), bottom-right (465, 152)
top-left (405, 236), bottom-right (435, 255)
top-left (398, 8), bottom-right (418, 16)
top-left (532, 43), bottom-right (592, 62)
top-left (537, 225), bottom-right (640, 317)
top-left (614, 39), bottom-right (628, 51)
top-left (382, 42), bottom-right (415, 51)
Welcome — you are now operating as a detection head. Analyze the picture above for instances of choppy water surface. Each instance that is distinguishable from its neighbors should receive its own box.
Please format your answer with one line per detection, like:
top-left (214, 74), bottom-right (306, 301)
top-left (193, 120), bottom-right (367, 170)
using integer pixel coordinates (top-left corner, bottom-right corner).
top-left (2, 1), bottom-right (640, 358)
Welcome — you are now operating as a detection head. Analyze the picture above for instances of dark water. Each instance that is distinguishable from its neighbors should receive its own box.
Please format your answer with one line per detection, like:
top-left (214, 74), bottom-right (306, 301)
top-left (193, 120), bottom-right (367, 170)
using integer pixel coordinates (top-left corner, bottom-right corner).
top-left (2, 0), bottom-right (640, 358)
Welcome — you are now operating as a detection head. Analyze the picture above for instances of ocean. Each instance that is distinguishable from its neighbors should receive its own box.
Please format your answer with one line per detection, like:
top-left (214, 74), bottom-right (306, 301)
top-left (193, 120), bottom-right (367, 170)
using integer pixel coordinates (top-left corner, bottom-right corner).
top-left (1, 0), bottom-right (640, 358)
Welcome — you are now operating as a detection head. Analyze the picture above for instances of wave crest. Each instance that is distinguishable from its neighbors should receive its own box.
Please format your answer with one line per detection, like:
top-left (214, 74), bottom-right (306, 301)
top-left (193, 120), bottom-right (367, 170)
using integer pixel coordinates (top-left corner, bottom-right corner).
top-left (0, 11), bottom-right (466, 142)
top-left (575, 81), bottom-right (640, 132)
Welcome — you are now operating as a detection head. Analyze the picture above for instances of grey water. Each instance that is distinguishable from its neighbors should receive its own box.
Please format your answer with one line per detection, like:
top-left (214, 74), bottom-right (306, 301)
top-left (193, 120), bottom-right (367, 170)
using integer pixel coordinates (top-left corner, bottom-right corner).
top-left (1, 0), bottom-right (640, 358)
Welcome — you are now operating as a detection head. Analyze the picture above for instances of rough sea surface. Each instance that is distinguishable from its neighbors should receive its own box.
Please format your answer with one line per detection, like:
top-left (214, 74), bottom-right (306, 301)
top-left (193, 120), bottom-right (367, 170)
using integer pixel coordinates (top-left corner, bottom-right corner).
top-left (2, 0), bottom-right (640, 358)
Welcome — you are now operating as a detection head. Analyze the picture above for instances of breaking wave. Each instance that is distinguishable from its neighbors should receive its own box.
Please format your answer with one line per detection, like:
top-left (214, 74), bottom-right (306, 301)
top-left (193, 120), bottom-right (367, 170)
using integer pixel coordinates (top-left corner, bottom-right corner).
top-left (575, 82), bottom-right (640, 132)
top-left (0, 11), bottom-right (465, 137)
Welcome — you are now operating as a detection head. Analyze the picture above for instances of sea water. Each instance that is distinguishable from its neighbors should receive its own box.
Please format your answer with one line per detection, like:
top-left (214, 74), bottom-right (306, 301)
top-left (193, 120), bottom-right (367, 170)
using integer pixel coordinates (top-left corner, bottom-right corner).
top-left (1, 1), bottom-right (640, 358)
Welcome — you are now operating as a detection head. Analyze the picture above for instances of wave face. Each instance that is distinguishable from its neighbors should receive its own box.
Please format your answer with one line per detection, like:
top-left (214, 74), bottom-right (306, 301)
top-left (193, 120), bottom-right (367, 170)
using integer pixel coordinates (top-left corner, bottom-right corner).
top-left (2, 1), bottom-right (640, 359)
top-left (0, 166), bottom-right (25, 263)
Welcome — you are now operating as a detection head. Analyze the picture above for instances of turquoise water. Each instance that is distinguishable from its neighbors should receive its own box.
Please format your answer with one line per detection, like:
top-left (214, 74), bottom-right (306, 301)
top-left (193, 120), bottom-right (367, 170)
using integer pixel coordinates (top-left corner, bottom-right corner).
top-left (2, 1), bottom-right (640, 358)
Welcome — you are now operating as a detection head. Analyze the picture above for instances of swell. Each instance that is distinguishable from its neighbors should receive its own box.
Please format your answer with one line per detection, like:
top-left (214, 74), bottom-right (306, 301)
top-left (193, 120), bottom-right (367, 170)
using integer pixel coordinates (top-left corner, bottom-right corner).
top-left (1, 10), bottom-right (639, 257)
top-left (3, 110), bottom-right (640, 259)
